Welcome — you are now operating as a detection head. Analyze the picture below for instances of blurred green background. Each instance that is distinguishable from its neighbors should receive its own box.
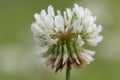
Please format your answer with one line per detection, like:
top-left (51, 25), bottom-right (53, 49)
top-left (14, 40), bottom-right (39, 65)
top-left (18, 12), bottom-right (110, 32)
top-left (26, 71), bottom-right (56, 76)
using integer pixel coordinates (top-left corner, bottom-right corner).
top-left (0, 0), bottom-right (120, 80)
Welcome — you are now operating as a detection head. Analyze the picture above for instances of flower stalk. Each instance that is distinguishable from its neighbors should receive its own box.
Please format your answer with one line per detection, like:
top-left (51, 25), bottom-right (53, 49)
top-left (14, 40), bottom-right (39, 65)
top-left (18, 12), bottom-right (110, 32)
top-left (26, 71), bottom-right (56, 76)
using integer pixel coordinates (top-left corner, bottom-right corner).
top-left (66, 62), bottom-right (71, 80)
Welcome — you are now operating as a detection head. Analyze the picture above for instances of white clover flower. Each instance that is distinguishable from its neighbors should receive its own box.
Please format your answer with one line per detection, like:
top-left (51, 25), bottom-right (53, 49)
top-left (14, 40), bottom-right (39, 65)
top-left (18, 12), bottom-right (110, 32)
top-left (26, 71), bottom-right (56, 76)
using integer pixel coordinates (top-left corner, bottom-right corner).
top-left (31, 4), bottom-right (103, 72)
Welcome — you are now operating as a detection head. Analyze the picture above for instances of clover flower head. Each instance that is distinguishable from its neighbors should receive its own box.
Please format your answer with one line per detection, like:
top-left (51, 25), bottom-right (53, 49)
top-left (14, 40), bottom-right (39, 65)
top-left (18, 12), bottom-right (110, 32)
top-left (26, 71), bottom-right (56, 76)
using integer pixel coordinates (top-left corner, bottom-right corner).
top-left (31, 4), bottom-right (103, 72)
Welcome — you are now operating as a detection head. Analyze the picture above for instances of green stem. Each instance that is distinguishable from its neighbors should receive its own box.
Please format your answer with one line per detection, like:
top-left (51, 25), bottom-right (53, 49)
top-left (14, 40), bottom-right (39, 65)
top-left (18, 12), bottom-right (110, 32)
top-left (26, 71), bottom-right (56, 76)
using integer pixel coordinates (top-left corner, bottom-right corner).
top-left (66, 63), bottom-right (71, 80)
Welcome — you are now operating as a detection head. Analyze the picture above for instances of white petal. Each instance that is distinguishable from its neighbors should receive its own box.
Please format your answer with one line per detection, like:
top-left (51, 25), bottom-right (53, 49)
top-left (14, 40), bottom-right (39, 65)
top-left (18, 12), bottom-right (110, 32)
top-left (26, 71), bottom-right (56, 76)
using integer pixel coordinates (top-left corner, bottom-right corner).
top-left (73, 20), bottom-right (80, 26)
top-left (91, 16), bottom-right (96, 24)
top-left (87, 16), bottom-right (97, 26)
top-left (62, 53), bottom-right (68, 64)
top-left (48, 5), bottom-right (54, 16)
top-left (46, 14), bottom-right (54, 33)
top-left (46, 34), bottom-right (58, 46)
top-left (74, 4), bottom-right (84, 18)
top-left (36, 46), bottom-right (49, 57)
top-left (34, 13), bottom-right (44, 26)
top-left (74, 4), bottom-right (79, 10)
top-left (34, 13), bottom-right (40, 21)
top-left (57, 10), bottom-right (61, 15)
top-left (74, 4), bottom-right (80, 15)
top-left (96, 25), bottom-right (102, 33)
top-left (66, 8), bottom-right (72, 20)
top-left (34, 37), bottom-right (46, 46)
top-left (87, 36), bottom-right (103, 46)
top-left (74, 4), bottom-right (79, 13)
top-left (72, 53), bottom-right (80, 64)
top-left (64, 11), bottom-right (68, 25)
top-left (83, 49), bottom-right (95, 56)
top-left (77, 35), bottom-right (84, 46)
top-left (62, 44), bottom-right (69, 64)
top-left (85, 8), bottom-right (91, 16)
top-left (55, 15), bottom-right (64, 32)
top-left (84, 54), bottom-right (94, 64)
top-left (73, 20), bottom-right (80, 31)
top-left (92, 36), bottom-right (103, 44)
top-left (86, 24), bottom-right (97, 33)
top-left (80, 53), bottom-right (94, 64)
top-left (89, 25), bottom-right (102, 38)
top-left (40, 9), bottom-right (47, 20)
top-left (54, 55), bottom-right (61, 66)
top-left (51, 39), bottom-right (58, 45)
top-left (31, 23), bottom-right (43, 35)
top-left (73, 20), bottom-right (82, 33)
top-left (79, 7), bottom-right (84, 18)
top-left (46, 34), bottom-right (51, 41)
top-left (47, 15), bottom-right (54, 26)
top-left (95, 36), bottom-right (103, 43)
